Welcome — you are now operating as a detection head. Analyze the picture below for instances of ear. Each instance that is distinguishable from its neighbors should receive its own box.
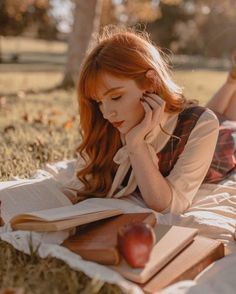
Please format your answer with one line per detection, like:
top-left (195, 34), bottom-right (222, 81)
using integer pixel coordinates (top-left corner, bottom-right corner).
top-left (145, 69), bottom-right (159, 93)
top-left (145, 69), bottom-right (157, 80)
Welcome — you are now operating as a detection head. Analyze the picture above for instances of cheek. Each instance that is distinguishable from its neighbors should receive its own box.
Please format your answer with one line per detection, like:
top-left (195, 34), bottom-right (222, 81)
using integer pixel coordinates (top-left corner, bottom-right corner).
top-left (126, 99), bottom-right (145, 123)
top-left (134, 101), bottom-right (145, 120)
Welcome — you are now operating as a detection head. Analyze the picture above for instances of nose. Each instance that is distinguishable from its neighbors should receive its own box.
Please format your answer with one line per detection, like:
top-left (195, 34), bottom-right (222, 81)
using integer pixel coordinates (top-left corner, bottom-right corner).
top-left (101, 104), bottom-right (117, 120)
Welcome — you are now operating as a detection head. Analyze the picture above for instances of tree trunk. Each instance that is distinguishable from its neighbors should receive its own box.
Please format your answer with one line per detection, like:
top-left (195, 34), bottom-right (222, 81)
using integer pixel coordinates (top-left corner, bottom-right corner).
top-left (60, 0), bottom-right (103, 89)
top-left (0, 36), bottom-right (2, 63)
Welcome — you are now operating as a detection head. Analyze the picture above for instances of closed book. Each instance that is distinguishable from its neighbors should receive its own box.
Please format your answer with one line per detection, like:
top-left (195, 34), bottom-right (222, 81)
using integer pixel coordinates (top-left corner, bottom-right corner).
top-left (62, 212), bottom-right (156, 265)
top-left (142, 235), bottom-right (225, 293)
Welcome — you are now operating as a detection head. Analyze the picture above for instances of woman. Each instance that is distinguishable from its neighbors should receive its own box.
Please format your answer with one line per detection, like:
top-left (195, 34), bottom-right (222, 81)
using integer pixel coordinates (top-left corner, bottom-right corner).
top-left (65, 25), bottom-right (220, 214)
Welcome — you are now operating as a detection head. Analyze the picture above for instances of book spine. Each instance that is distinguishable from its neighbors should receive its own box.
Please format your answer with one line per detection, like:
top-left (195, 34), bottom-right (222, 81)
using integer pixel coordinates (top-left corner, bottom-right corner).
top-left (72, 248), bottom-right (121, 265)
top-left (0, 200), bottom-right (4, 226)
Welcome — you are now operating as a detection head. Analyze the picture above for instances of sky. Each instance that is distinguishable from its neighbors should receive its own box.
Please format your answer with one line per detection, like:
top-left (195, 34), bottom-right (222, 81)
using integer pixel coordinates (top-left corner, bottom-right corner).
top-left (51, 0), bottom-right (74, 33)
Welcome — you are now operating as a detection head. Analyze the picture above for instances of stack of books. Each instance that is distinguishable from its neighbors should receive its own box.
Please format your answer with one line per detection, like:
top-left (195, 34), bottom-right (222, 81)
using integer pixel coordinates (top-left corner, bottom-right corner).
top-left (0, 178), bottom-right (225, 291)
top-left (62, 212), bottom-right (224, 291)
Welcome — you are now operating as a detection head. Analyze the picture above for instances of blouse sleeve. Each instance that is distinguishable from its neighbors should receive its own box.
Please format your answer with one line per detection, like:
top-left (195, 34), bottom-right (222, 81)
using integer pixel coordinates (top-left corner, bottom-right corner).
top-left (163, 109), bottom-right (219, 214)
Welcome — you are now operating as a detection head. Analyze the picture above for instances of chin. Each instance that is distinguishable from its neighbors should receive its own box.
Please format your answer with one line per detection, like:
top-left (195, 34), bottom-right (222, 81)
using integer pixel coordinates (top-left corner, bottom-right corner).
top-left (119, 129), bottom-right (127, 135)
top-left (120, 126), bottom-right (131, 135)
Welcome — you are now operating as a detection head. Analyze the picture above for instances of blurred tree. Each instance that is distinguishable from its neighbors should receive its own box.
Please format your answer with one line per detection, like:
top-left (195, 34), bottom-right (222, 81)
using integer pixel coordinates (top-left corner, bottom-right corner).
top-left (61, 0), bottom-right (161, 89)
top-left (100, 0), bottom-right (236, 57)
top-left (0, 0), bottom-right (58, 38)
top-left (61, 0), bottom-right (236, 90)
top-left (0, 0), bottom-right (58, 62)
top-left (101, 0), bottom-right (161, 26)
top-left (147, 0), bottom-right (236, 57)
top-left (60, 0), bottom-right (103, 89)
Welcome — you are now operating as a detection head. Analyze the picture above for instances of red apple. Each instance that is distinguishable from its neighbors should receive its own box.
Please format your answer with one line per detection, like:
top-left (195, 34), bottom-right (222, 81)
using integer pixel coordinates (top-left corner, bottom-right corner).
top-left (117, 222), bottom-right (156, 268)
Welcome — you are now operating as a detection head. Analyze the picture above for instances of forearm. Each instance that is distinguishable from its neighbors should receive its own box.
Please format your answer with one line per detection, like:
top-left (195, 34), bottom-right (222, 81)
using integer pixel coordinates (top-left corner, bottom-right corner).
top-left (126, 141), bottom-right (172, 212)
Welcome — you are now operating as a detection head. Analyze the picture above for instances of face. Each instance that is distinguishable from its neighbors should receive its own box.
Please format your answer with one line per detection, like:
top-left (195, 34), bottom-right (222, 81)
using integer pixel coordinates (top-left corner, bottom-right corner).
top-left (95, 73), bottom-right (145, 134)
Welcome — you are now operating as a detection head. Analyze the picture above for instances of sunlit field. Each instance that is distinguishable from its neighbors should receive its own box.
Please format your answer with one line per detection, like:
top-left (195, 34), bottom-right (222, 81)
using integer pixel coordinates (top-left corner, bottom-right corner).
top-left (0, 36), bottom-right (228, 293)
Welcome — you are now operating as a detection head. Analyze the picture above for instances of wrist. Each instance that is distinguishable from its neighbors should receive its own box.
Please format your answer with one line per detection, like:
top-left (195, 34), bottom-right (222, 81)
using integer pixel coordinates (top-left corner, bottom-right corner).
top-left (126, 140), bottom-right (147, 155)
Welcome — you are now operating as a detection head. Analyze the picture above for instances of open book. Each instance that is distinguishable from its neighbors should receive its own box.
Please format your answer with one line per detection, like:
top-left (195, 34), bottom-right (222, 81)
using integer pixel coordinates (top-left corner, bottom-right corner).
top-left (110, 224), bottom-right (198, 283)
top-left (0, 178), bottom-right (123, 232)
top-left (142, 235), bottom-right (224, 292)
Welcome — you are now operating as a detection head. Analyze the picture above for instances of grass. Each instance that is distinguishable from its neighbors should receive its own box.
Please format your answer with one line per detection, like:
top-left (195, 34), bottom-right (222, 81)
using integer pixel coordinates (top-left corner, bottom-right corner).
top-left (0, 36), bottom-right (229, 293)
top-left (0, 240), bottom-right (121, 294)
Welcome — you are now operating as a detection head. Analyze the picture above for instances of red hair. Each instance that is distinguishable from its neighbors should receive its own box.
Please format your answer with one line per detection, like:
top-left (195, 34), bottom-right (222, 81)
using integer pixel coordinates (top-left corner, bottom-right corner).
top-left (76, 25), bottom-right (186, 200)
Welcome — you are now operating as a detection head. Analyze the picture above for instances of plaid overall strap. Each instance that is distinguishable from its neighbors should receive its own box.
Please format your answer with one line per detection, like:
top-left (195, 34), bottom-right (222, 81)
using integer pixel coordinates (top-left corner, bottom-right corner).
top-left (157, 106), bottom-right (206, 177)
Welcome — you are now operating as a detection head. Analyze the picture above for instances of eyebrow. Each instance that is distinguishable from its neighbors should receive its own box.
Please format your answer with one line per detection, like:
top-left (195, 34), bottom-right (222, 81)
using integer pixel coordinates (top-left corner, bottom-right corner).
top-left (103, 87), bottom-right (124, 96)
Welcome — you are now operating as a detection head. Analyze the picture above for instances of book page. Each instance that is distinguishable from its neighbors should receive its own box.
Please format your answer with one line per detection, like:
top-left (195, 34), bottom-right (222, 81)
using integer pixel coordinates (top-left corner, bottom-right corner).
top-left (12, 210), bottom-right (124, 232)
top-left (0, 178), bottom-right (72, 223)
top-left (110, 225), bottom-right (198, 284)
top-left (11, 199), bottom-right (124, 223)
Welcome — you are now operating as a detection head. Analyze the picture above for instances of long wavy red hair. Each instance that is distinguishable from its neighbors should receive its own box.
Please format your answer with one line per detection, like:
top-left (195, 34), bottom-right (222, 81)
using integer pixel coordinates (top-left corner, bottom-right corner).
top-left (76, 25), bottom-right (186, 200)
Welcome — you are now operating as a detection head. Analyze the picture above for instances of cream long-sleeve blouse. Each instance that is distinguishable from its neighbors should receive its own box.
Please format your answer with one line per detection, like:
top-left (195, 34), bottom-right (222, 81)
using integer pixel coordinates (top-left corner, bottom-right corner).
top-left (163, 109), bottom-right (219, 213)
top-left (63, 108), bottom-right (219, 214)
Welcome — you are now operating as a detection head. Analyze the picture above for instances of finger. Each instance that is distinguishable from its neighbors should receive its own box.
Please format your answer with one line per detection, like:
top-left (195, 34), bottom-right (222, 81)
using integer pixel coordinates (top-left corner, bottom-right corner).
top-left (143, 93), bottom-right (165, 106)
top-left (152, 102), bottom-right (166, 125)
top-left (141, 100), bottom-right (152, 113)
top-left (144, 92), bottom-right (164, 104)
top-left (143, 96), bottom-right (159, 110)
top-left (143, 95), bottom-right (164, 111)
top-left (141, 102), bottom-right (154, 129)
top-left (141, 101), bottom-right (153, 120)
top-left (143, 96), bottom-right (165, 124)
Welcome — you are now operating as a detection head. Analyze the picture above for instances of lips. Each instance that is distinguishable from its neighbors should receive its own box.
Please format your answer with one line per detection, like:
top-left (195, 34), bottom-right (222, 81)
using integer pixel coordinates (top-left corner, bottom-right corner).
top-left (112, 121), bottom-right (124, 128)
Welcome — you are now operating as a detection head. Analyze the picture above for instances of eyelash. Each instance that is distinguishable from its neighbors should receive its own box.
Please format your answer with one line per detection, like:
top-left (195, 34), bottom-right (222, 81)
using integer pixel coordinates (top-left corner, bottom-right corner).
top-left (96, 96), bottom-right (122, 105)
top-left (112, 95), bottom-right (121, 101)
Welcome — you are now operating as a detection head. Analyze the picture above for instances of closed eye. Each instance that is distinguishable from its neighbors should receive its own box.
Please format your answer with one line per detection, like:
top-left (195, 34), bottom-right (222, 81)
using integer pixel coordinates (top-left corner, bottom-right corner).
top-left (95, 95), bottom-right (121, 106)
top-left (111, 96), bottom-right (121, 101)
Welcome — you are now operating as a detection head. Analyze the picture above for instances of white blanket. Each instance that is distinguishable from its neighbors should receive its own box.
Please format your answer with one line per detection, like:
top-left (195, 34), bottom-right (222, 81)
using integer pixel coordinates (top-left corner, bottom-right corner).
top-left (1, 159), bottom-right (236, 294)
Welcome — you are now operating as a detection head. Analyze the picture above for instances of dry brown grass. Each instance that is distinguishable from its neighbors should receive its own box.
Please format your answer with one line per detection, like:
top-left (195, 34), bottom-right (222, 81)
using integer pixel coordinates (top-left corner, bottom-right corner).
top-left (1, 36), bottom-right (67, 54)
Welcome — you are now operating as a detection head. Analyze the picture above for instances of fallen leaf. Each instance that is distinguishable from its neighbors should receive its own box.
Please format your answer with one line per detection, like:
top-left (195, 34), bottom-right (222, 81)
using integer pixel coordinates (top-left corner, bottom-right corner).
top-left (47, 119), bottom-right (56, 127)
top-left (0, 288), bottom-right (25, 294)
top-left (35, 136), bottom-right (45, 147)
top-left (17, 91), bottom-right (26, 99)
top-left (4, 125), bottom-right (15, 133)
top-left (63, 116), bottom-right (76, 129)
top-left (22, 112), bottom-right (29, 122)
top-left (0, 96), bottom-right (6, 108)
top-left (50, 110), bottom-right (62, 116)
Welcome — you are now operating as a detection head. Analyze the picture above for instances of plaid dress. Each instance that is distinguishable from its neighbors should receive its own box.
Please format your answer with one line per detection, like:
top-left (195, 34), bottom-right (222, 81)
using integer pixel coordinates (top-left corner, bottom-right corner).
top-left (158, 106), bottom-right (236, 183)
top-left (204, 112), bottom-right (236, 183)
top-left (122, 105), bottom-right (236, 187)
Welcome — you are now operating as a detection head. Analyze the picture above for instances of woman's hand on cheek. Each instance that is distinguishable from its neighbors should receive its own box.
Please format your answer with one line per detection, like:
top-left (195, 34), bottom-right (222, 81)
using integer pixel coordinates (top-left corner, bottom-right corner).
top-left (125, 93), bottom-right (166, 148)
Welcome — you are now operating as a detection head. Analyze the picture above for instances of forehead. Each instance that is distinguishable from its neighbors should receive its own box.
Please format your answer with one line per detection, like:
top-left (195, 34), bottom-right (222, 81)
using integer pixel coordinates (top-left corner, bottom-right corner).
top-left (95, 73), bottom-right (135, 100)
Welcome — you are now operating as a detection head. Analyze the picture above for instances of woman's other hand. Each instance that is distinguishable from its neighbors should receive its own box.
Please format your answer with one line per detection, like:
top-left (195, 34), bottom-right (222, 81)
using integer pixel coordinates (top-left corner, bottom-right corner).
top-left (125, 92), bottom-right (165, 148)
